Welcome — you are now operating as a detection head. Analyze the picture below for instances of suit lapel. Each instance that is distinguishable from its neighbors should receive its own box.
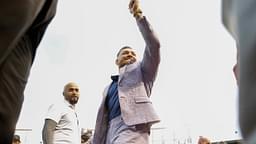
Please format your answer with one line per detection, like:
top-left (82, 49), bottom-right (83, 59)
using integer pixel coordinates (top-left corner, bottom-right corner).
top-left (118, 62), bottom-right (138, 84)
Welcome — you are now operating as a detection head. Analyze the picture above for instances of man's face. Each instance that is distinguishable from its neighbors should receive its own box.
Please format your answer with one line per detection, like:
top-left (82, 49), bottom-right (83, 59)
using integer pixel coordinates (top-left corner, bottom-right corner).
top-left (63, 82), bottom-right (80, 105)
top-left (116, 48), bottom-right (137, 68)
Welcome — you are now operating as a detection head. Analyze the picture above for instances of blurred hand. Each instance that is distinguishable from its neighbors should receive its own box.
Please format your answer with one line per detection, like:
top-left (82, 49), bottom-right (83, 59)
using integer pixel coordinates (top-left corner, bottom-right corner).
top-left (129, 0), bottom-right (143, 19)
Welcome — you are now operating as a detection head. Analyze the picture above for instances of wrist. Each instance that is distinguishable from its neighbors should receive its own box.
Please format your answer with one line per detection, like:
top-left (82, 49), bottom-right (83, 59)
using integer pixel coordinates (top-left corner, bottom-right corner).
top-left (134, 10), bottom-right (143, 20)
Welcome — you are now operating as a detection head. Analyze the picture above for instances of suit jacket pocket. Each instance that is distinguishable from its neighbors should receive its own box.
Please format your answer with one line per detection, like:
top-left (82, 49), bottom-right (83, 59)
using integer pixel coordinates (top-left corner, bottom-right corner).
top-left (135, 96), bottom-right (152, 103)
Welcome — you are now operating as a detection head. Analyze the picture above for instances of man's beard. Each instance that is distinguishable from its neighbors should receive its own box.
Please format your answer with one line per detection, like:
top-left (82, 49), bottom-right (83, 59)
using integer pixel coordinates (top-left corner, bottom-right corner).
top-left (128, 58), bottom-right (136, 64)
top-left (124, 58), bottom-right (136, 65)
top-left (69, 96), bottom-right (79, 105)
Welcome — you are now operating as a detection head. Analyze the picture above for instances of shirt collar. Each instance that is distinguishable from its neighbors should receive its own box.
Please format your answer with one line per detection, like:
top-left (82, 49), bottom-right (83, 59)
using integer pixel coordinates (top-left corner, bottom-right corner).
top-left (64, 99), bottom-right (75, 109)
top-left (111, 75), bottom-right (119, 82)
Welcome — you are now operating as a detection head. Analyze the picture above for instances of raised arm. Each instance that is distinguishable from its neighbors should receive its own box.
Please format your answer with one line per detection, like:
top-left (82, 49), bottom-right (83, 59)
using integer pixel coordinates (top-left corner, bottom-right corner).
top-left (129, 0), bottom-right (161, 83)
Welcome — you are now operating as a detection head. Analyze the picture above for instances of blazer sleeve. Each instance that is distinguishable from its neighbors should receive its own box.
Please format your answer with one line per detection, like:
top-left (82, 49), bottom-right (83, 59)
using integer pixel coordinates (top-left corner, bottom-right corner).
top-left (136, 16), bottom-right (161, 90)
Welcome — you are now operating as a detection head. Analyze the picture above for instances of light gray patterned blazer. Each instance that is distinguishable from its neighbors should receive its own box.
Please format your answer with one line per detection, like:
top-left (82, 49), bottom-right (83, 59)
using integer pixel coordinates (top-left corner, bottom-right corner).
top-left (93, 16), bottom-right (161, 144)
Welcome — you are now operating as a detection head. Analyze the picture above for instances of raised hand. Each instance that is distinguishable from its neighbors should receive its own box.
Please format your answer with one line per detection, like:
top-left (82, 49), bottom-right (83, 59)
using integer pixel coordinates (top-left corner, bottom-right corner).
top-left (129, 0), bottom-right (143, 19)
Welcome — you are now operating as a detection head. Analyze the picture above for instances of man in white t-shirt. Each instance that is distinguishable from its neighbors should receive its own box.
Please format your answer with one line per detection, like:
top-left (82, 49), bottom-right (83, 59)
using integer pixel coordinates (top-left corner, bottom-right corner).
top-left (42, 82), bottom-right (81, 144)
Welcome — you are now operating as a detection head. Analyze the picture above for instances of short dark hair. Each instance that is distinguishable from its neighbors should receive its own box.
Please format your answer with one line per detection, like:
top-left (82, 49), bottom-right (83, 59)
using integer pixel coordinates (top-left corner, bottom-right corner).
top-left (13, 135), bottom-right (20, 142)
top-left (116, 46), bottom-right (132, 57)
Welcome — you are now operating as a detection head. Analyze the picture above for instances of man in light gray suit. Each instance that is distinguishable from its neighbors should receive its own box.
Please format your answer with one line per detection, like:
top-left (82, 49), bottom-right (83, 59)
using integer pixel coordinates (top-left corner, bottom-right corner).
top-left (222, 1), bottom-right (256, 143)
top-left (93, 0), bottom-right (160, 143)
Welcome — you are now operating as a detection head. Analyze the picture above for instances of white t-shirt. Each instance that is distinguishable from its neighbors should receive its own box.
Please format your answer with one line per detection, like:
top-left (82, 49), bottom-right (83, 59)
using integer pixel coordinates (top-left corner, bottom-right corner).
top-left (45, 100), bottom-right (80, 144)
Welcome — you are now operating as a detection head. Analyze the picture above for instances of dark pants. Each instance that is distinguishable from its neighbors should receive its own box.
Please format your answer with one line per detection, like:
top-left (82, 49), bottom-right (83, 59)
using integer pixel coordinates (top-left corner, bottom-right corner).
top-left (0, 37), bottom-right (32, 143)
top-left (222, 0), bottom-right (256, 142)
top-left (0, 0), bottom-right (57, 143)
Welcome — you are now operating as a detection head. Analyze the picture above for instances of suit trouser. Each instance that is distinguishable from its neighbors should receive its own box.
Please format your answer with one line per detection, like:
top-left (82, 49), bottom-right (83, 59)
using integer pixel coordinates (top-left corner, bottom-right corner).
top-left (106, 116), bottom-right (150, 144)
top-left (0, 38), bottom-right (32, 144)
top-left (222, 0), bottom-right (256, 142)
top-left (0, 0), bottom-right (57, 143)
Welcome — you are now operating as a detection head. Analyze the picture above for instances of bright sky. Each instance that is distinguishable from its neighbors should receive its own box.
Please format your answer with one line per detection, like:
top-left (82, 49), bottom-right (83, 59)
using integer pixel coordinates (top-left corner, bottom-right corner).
top-left (16, 0), bottom-right (240, 143)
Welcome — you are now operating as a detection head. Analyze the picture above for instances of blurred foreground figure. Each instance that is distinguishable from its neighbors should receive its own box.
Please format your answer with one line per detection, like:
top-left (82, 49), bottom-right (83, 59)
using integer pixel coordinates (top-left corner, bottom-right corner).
top-left (81, 128), bottom-right (93, 144)
top-left (222, 1), bottom-right (256, 143)
top-left (0, 0), bottom-right (58, 143)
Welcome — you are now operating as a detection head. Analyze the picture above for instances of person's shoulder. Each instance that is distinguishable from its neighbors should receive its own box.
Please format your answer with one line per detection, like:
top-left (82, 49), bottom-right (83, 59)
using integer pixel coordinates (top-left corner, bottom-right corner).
top-left (48, 101), bottom-right (65, 110)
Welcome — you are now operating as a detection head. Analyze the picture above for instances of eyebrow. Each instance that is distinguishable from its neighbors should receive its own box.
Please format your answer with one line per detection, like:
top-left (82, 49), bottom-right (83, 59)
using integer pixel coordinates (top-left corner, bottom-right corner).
top-left (68, 87), bottom-right (79, 91)
top-left (121, 50), bottom-right (136, 55)
top-left (121, 50), bottom-right (129, 54)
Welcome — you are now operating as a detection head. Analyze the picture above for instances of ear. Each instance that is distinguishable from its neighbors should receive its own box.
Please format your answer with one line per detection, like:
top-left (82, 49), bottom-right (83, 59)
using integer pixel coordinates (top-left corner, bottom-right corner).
top-left (115, 59), bottom-right (119, 66)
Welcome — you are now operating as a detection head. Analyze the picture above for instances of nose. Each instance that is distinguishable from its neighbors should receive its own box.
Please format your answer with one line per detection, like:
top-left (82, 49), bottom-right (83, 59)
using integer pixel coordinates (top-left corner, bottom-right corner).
top-left (127, 54), bottom-right (132, 58)
top-left (72, 90), bottom-right (78, 95)
top-left (128, 51), bottom-right (135, 57)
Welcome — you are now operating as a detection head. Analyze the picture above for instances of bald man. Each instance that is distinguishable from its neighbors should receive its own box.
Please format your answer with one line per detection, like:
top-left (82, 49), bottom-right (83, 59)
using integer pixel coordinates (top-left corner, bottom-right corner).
top-left (42, 82), bottom-right (81, 144)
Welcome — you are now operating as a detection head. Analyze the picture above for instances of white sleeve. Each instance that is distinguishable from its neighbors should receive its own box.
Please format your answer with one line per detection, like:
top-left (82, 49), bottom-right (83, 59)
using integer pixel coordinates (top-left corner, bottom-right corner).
top-left (45, 104), bottom-right (62, 123)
